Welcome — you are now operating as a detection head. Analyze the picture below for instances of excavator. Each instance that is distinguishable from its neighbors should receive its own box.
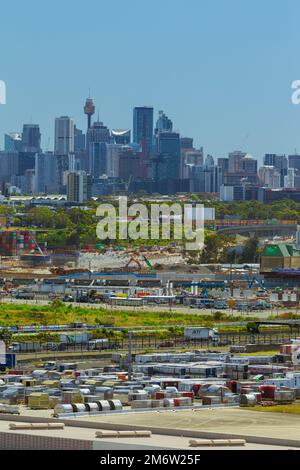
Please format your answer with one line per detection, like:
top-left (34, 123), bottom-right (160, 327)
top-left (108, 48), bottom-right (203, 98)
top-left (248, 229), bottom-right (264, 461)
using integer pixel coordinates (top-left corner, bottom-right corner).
top-left (125, 255), bottom-right (155, 272)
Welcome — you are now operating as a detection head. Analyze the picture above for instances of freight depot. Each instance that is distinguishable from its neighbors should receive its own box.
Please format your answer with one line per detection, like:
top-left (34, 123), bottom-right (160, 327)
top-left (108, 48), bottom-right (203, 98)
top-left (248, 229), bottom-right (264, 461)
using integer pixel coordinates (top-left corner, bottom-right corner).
top-left (0, 340), bottom-right (300, 422)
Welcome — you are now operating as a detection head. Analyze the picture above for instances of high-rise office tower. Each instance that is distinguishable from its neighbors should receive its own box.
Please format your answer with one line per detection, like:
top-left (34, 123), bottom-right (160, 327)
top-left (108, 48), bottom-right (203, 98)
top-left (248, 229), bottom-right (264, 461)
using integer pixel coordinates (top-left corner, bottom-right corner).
top-left (86, 121), bottom-right (110, 177)
top-left (288, 154), bottom-right (300, 172)
top-left (0, 152), bottom-right (19, 186)
top-left (54, 116), bottom-right (75, 155)
top-left (217, 158), bottom-right (229, 174)
top-left (21, 124), bottom-right (41, 153)
top-left (111, 129), bottom-right (131, 145)
top-left (133, 106), bottom-right (154, 158)
top-left (228, 150), bottom-right (247, 173)
top-left (205, 154), bottom-right (215, 167)
top-left (241, 154), bottom-right (257, 174)
top-left (258, 166), bottom-right (281, 189)
top-left (84, 97), bottom-right (95, 130)
top-left (34, 152), bottom-right (58, 194)
top-left (106, 144), bottom-right (123, 178)
top-left (263, 154), bottom-right (287, 187)
top-left (156, 131), bottom-right (181, 180)
top-left (5, 133), bottom-right (22, 152)
top-left (118, 146), bottom-right (141, 180)
top-left (284, 168), bottom-right (297, 188)
top-left (155, 110), bottom-right (173, 134)
top-left (74, 127), bottom-right (86, 153)
top-left (180, 137), bottom-right (194, 150)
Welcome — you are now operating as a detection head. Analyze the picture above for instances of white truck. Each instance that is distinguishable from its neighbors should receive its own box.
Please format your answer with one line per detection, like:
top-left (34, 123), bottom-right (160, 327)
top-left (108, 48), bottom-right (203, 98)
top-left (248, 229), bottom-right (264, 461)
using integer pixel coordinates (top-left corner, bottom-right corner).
top-left (184, 327), bottom-right (219, 344)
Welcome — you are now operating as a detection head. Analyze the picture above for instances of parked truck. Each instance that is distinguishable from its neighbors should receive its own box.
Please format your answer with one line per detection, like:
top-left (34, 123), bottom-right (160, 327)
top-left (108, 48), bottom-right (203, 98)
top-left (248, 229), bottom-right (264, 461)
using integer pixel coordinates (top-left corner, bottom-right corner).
top-left (184, 327), bottom-right (219, 343)
top-left (60, 333), bottom-right (92, 344)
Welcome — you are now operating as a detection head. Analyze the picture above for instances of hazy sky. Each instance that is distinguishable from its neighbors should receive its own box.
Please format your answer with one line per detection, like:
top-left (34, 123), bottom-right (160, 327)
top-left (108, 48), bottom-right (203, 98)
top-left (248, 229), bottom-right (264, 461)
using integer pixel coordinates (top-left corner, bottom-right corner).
top-left (1, 0), bottom-right (300, 161)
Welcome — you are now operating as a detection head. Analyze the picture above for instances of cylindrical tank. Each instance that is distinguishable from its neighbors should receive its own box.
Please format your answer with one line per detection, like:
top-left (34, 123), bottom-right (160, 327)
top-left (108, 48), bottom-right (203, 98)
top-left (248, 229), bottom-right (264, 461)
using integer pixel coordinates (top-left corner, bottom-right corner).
top-left (72, 403), bottom-right (87, 413)
top-left (54, 404), bottom-right (73, 415)
top-left (108, 400), bottom-right (122, 411)
top-left (240, 394), bottom-right (257, 407)
top-left (96, 400), bottom-right (111, 412)
top-left (85, 403), bottom-right (99, 413)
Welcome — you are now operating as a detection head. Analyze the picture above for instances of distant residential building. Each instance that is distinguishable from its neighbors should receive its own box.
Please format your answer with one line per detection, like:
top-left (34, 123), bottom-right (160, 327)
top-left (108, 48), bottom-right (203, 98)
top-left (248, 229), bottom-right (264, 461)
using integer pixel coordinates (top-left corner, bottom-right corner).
top-left (67, 171), bottom-right (92, 203)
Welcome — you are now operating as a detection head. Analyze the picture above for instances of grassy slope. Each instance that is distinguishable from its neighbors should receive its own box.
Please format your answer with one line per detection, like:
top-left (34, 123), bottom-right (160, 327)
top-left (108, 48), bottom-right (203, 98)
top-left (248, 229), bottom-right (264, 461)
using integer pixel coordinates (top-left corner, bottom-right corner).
top-left (250, 405), bottom-right (300, 415)
top-left (0, 302), bottom-right (220, 328)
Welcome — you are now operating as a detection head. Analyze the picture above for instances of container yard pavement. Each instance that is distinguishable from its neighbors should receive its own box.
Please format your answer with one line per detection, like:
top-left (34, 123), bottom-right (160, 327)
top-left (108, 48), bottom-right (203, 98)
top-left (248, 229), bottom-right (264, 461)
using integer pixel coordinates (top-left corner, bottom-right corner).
top-left (78, 407), bottom-right (300, 447)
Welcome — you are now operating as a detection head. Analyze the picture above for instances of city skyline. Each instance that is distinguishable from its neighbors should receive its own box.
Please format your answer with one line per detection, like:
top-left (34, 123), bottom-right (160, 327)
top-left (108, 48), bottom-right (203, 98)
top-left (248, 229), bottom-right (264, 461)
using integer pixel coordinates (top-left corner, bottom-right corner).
top-left (1, 0), bottom-right (300, 161)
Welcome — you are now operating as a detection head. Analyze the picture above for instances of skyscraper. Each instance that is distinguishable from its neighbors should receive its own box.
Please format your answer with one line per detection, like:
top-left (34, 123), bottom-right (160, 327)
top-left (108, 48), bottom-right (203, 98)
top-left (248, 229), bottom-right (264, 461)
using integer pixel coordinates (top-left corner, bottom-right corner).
top-left (74, 127), bottom-right (86, 152)
top-left (54, 116), bottom-right (75, 155)
top-left (111, 129), bottom-right (131, 145)
top-left (86, 121), bottom-right (110, 177)
top-left (5, 133), bottom-right (22, 152)
top-left (34, 152), bottom-right (58, 194)
top-left (228, 150), bottom-right (247, 173)
top-left (156, 131), bottom-right (181, 180)
top-left (21, 124), bottom-right (41, 153)
top-left (263, 154), bottom-right (287, 187)
top-left (288, 154), bottom-right (300, 172)
top-left (155, 110), bottom-right (173, 134)
top-left (133, 106), bottom-right (154, 158)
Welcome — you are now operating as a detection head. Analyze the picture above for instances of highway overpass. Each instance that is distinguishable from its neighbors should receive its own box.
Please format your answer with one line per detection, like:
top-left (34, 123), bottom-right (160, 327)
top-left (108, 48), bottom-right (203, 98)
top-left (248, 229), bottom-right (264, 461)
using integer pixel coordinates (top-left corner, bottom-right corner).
top-left (217, 224), bottom-right (297, 237)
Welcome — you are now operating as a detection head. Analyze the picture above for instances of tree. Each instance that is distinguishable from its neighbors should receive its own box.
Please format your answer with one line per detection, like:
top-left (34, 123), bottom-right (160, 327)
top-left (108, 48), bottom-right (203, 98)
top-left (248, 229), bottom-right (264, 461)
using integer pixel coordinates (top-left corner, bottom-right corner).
top-left (25, 207), bottom-right (55, 228)
top-left (0, 328), bottom-right (12, 345)
top-left (240, 237), bottom-right (259, 263)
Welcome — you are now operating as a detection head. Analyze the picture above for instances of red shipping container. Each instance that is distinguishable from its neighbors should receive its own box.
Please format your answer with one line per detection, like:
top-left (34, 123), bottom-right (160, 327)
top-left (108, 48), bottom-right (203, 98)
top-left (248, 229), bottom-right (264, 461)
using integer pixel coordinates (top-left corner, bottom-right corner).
top-left (182, 392), bottom-right (194, 399)
top-left (173, 399), bottom-right (181, 407)
top-left (259, 385), bottom-right (276, 399)
top-left (155, 392), bottom-right (166, 400)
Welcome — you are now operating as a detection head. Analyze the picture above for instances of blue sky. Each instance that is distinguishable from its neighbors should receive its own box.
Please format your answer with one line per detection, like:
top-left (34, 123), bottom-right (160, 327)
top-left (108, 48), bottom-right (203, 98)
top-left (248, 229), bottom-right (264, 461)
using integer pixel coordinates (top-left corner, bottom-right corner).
top-left (1, 0), bottom-right (300, 161)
